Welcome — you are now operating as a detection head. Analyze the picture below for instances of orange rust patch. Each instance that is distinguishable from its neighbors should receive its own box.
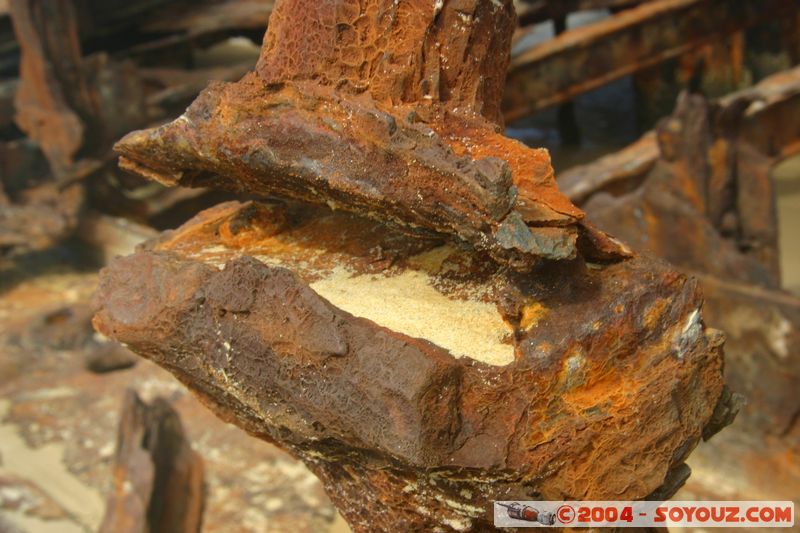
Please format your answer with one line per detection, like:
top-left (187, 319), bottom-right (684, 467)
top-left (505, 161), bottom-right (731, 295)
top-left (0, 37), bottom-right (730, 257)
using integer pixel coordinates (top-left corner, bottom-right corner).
top-left (520, 302), bottom-right (548, 331)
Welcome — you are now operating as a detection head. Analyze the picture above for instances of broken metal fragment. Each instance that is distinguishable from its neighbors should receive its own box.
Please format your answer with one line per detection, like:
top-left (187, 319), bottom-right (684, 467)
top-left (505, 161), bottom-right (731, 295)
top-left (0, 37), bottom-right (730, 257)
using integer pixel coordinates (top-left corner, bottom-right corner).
top-left (9, 0), bottom-right (146, 179)
top-left (114, 0), bottom-right (629, 270)
top-left (505, 0), bottom-right (798, 119)
top-left (93, 200), bottom-right (730, 532)
top-left (99, 390), bottom-right (204, 533)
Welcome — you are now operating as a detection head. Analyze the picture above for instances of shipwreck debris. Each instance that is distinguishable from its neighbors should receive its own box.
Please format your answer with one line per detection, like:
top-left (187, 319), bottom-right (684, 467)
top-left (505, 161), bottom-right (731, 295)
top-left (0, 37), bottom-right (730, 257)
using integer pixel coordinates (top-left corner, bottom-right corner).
top-left (99, 390), bottom-right (205, 533)
top-left (0, 0), bottom-right (270, 256)
top-left (9, 0), bottom-right (146, 179)
top-left (505, 0), bottom-right (798, 119)
top-left (561, 66), bottom-right (800, 288)
top-left (86, 340), bottom-right (138, 374)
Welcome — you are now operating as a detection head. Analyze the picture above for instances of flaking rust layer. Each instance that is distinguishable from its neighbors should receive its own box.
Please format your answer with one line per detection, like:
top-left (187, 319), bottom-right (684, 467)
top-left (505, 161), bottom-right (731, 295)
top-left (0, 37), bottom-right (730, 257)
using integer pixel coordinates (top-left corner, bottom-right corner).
top-left (113, 0), bottom-right (629, 271)
top-left (94, 201), bottom-right (733, 532)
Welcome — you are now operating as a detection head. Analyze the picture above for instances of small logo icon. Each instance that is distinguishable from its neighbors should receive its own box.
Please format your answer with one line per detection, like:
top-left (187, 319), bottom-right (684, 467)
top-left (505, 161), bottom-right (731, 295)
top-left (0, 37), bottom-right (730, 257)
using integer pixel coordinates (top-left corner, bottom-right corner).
top-left (497, 502), bottom-right (556, 525)
top-left (557, 504), bottom-right (576, 524)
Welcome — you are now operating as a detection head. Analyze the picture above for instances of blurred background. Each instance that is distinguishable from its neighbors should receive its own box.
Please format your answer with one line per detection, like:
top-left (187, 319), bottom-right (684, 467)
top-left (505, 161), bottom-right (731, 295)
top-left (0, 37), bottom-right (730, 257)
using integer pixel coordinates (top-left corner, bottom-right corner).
top-left (0, 1), bottom-right (798, 532)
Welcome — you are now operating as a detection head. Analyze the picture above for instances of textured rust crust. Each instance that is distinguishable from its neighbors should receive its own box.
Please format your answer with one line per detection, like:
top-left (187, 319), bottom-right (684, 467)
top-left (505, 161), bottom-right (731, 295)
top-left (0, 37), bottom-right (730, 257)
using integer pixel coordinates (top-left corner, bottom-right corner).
top-left (114, 0), bottom-right (629, 270)
top-left (94, 201), bottom-right (728, 532)
top-left (256, 0), bottom-right (512, 124)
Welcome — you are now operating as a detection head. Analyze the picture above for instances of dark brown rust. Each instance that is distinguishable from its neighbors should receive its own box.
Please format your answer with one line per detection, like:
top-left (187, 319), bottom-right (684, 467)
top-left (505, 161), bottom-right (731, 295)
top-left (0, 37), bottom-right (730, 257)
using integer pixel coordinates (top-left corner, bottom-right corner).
top-left (504, 0), bottom-right (798, 119)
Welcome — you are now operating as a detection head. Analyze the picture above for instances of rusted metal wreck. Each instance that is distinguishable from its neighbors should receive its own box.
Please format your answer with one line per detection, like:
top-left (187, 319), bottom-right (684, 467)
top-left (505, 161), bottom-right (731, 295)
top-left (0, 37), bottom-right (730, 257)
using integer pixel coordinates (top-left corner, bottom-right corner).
top-left (91, 0), bottom-right (739, 531)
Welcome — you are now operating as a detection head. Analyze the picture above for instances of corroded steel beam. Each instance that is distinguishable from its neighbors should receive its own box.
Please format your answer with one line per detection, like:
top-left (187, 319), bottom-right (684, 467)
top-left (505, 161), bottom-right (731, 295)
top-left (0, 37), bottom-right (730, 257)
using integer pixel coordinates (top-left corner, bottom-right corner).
top-left (515, 0), bottom-right (648, 27)
top-left (9, 0), bottom-right (89, 177)
top-left (504, 0), bottom-right (798, 120)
